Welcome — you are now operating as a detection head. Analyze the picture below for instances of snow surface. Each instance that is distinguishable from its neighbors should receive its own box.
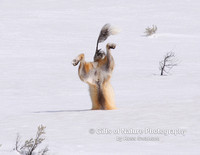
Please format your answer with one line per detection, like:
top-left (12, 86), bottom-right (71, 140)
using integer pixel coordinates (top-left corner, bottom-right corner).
top-left (0, 0), bottom-right (200, 154)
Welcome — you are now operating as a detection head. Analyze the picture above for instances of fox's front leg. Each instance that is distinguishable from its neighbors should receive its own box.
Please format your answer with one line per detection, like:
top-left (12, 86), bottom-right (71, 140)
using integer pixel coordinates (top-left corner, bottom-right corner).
top-left (72, 53), bottom-right (96, 86)
top-left (72, 53), bottom-right (85, 66)
top-left (105, 43), bottom-right (116, 72)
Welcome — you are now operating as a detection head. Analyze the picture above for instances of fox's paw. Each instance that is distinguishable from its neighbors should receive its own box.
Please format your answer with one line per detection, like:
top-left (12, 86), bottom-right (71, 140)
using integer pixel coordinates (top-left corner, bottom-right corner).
top-left (72, 53), bottom-right (84, 66)
top-left (72, 59), bottom-right (79, 66)
top-left (107, 43), bottom-right (116, 50)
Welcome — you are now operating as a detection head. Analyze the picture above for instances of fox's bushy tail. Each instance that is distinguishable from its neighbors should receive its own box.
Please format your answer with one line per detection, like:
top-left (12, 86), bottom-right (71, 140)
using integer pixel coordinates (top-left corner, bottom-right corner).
top-left (94, 24), bottom-right (119, 60)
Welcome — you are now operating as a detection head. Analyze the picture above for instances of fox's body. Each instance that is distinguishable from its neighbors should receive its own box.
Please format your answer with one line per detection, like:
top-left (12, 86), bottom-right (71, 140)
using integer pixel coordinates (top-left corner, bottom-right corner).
top-left (72, 43), bottom-right (116, 110)
top-left (89, 80), bottom-right (115, 110)
top-left (72, 23), bottom-right (118, 110)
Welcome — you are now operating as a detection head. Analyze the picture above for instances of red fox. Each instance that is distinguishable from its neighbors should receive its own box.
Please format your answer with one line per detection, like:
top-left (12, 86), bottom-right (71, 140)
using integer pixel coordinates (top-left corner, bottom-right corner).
top-left (72, 24), bottom-right (119, 110)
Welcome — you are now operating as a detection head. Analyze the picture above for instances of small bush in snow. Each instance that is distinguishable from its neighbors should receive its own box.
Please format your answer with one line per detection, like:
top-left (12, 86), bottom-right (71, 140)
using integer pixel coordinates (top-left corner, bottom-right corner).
top-left (144, 25), bottom-right (157, 36)
top-left (159, 52), bottom-right (178, 76)
top-left (14, 125), bottom-right (48, 155)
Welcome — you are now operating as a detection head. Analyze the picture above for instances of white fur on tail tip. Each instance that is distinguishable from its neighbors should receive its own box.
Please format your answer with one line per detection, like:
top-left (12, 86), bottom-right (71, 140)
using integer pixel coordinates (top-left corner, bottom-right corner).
top-left (110, 26), bottom-right (120, 35)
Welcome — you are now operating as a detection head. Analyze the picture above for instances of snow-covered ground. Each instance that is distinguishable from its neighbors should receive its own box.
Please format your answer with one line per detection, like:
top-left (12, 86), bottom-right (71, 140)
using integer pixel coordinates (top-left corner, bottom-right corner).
top-left (0, 0), bottom-right (200, 154)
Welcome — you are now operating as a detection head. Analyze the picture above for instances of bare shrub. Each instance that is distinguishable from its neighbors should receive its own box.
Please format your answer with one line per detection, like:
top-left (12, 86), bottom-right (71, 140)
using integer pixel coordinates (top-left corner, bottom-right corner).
top-left (159, 52), bottom-right (178, 76)
top-left (144, 25), bottom-right (157, 36)
top-left (15, 125), bottom-right (48, 155)
top-left (38, 146), bottom-right (49, 155)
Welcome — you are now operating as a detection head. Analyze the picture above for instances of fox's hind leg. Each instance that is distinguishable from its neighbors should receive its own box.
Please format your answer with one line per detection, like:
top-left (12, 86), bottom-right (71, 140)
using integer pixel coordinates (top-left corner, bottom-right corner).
top-left (89, 85), bottom-right (102, 110)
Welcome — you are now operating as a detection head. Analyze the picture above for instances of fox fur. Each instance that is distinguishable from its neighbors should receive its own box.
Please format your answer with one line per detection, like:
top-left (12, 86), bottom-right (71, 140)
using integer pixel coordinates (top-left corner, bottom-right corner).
top-left (72, 23), bottom-right (119, 110)
top-left (72, 43), bottom-right (117, 110)
top-left (94, 23), bottom-right (119, 62)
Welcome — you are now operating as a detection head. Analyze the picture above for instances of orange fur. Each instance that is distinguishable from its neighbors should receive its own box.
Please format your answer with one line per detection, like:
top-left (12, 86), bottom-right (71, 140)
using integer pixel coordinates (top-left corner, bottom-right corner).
top-left (102, 81), bottom-right (116, 110)
top-left (89, 85), bottom-right (101, 110)
top-left (85, 63), bottom-right (93, 74)
top-left (72, 43), bottom-right (117, 110)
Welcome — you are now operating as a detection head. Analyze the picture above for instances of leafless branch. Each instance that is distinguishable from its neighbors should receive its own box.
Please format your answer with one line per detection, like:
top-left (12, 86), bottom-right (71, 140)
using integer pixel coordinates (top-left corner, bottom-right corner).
top-left (39, 146), bottom-right (49, 155)
top-left (15, 133), bottom-right (22, 153)
top-left (159, 52), bottom-right (178, 76)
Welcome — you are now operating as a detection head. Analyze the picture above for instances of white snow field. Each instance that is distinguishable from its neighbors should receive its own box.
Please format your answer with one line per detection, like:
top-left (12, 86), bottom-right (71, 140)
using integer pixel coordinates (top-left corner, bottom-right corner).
top-left (0, 0), bottom-right (200, 154)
